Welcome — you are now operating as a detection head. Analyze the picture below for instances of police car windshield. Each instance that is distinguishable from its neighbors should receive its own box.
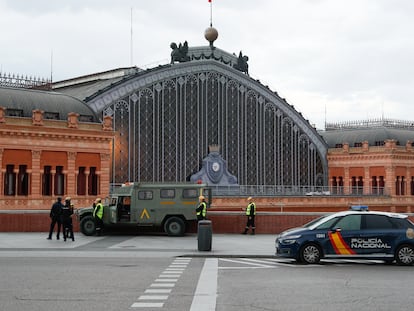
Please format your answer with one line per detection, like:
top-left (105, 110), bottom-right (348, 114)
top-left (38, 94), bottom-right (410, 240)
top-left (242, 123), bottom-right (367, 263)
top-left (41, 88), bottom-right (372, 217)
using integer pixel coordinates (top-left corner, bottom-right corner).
top-left (305, 214), bottom-right (341, 230)
top-left (303, 216), bottom-right (327, 228)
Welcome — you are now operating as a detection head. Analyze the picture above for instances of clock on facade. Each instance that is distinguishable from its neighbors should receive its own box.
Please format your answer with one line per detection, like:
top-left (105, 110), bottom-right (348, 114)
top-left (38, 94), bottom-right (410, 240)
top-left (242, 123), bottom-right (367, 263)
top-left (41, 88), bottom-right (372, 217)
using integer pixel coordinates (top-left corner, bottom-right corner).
top-left (212, 162), bottom-right (220, 172)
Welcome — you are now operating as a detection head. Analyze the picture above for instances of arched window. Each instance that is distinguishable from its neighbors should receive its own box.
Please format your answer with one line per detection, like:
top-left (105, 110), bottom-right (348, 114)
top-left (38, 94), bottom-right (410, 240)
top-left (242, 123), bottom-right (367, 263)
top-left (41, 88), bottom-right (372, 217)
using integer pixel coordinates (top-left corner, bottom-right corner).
top-left (338, 176), bottom-right (344, 194)
top-left (4, 164), bottom-right (16, 196)
top-left (351, 176), bottom-right (363, 194)
top-left (88, 167), bottom-right (98, 195)
top-left (77, 167), bottom-right (86, 195)
top-left (42, 166), bottom-right (52, 195)
top-left (17, 165), bottom-right (29, 196)
top-left (378, 176), bottom-right (385, 195)
top-left (54, 166), bottom-right (65, 195)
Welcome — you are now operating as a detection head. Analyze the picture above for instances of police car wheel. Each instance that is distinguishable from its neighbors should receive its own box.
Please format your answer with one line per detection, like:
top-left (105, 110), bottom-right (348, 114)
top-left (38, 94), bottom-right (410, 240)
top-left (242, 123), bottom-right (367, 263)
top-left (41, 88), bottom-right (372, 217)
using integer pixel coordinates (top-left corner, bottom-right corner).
top-left (80, 216), bottom-right (96, 236)
top-left (395, 244), bottom-right (414, 266)
top-left (164, 217), bottom-right (185, 236)
top-left (300, 243), bottom-right (321, 264)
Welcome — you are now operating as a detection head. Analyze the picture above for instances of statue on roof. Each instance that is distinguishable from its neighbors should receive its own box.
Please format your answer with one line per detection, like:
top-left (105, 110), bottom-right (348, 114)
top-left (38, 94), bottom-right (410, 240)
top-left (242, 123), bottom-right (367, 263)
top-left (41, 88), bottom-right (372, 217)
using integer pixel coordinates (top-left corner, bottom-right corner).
top-left (233, 51), bottom-right (249, 75)
top-left (170, 41), bottom-right (190, 64)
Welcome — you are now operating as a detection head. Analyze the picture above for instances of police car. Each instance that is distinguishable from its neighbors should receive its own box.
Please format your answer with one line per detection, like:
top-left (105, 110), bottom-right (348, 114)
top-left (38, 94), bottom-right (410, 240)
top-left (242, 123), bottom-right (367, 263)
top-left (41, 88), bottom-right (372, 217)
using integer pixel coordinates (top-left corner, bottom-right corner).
top-left (275, 206), bottom-right (414, 265)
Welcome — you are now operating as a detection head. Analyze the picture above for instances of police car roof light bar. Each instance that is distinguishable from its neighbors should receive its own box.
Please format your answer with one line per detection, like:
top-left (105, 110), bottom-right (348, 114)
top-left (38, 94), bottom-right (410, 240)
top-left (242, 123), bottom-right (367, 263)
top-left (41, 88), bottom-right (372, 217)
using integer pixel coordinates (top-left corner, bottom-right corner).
top-left (350, 205), bottom-right (369, 211)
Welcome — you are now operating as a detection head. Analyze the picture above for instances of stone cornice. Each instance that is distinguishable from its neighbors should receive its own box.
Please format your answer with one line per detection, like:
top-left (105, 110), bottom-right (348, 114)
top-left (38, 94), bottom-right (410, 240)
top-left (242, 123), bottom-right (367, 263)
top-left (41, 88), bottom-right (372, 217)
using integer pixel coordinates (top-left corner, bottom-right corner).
top-left (0, 128), bottom-right (113, 142)
top-left (0, 117), bottom-right (114, 141)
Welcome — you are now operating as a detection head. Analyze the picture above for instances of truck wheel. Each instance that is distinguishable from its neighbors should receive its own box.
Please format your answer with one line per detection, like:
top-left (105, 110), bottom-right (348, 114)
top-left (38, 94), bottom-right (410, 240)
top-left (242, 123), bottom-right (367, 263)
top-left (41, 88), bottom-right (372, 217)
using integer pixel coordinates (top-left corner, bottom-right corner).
top-left (164, 217), bottom-right (185, 236)
top-left (80, 216), bottom-right (96, 236)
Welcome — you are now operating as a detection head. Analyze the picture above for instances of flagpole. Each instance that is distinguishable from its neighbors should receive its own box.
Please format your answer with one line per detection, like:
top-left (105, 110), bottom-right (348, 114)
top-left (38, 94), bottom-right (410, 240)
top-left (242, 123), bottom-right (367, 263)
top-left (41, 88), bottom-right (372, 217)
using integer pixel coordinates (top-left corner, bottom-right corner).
top-left (130, 7), bottom-right (133, 66)
top-left (210, 0), bottom-right (213, 27)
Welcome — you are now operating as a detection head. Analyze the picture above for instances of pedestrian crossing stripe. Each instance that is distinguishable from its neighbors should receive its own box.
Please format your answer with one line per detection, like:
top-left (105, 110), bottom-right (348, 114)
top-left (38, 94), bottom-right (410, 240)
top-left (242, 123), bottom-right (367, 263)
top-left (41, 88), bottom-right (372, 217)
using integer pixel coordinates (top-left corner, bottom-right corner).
top-left (218, 257), bottom-right (385, 269)
top-left (131, 258), bottom-right (192, 308)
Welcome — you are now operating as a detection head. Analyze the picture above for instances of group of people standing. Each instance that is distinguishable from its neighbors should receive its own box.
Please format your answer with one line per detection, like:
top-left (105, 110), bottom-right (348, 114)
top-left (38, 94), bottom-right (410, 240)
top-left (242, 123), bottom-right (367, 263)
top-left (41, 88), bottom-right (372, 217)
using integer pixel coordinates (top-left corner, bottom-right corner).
top-left (196, 195), bottom-right (257, 234)
top-left (47, 197), bottom-right (75, 241)
top-left (49, 195), bottom-right (256, 238)
top-left (48, 197), bottom-right (104, 239)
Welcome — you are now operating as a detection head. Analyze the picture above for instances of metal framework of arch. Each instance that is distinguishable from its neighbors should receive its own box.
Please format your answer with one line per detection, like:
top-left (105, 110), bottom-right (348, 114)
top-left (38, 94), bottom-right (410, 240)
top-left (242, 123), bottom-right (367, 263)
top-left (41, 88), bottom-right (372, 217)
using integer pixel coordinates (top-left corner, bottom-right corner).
top-left (87, 60), bottom-right (328, 188)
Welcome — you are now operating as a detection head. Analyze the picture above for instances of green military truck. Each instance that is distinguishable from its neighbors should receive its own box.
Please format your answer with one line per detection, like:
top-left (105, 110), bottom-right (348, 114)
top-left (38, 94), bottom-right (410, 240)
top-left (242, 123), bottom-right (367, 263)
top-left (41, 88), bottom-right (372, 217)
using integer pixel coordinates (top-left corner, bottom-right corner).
top-left (77, 182), bottom-right (212, 236)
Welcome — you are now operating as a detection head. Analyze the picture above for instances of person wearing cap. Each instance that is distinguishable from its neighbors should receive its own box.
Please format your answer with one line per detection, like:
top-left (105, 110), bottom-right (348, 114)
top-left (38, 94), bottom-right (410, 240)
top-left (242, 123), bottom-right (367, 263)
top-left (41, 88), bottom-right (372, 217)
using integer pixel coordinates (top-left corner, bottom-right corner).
top-left (196, 195), bottom-right (207, 221)
top-left (47, 197), bottom-right (63, 240)
top-left (242, 196), bottom-right (256, 235)
top-left (61, 197), bottom-right (75, 241)
top-left (93, 198), bottom-right (104, 235)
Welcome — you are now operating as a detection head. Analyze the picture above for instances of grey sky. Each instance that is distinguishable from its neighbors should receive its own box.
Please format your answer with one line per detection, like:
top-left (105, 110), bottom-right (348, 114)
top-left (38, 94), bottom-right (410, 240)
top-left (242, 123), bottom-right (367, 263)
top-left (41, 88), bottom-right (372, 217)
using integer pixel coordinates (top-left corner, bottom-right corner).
top-left (1, 0), bottom-right (413, 129)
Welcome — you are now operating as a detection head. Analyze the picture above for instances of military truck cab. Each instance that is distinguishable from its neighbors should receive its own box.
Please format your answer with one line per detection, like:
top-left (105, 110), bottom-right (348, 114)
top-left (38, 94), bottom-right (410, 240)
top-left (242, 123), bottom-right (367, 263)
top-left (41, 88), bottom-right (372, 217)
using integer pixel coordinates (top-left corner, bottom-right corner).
top-left (78, 182), bottom-right (211, 236)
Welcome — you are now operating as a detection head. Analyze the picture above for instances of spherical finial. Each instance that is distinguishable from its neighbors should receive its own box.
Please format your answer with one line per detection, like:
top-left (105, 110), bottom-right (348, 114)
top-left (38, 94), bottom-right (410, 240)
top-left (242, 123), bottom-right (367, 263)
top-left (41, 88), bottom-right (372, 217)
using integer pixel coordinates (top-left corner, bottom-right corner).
top-left (204, 26), bottom-right (218, 47)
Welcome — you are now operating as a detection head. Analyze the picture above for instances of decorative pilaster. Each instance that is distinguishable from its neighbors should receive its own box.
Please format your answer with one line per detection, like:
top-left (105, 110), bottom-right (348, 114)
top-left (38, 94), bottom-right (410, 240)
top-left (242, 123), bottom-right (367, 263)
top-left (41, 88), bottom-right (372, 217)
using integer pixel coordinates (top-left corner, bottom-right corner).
top-left (0, 148), bottom-right (3, 195)
top-left (344, 167), bottom-right (350, 194)
top-left (50, 169), bottom-right (56, 196)
top-left (67, 152), bottom-right (77, 197)
top-left (362, 141), bottom-right (369, 152)
top-left (102, 115), bottom-right (113, 131)
top-left (385, 166), bottom-right (395, 196)
top-left (342, 143), bottom-right (349, 153)
top-left (363, 166), bottom-right (370, 195)
top-left (406, 141), bottom-right (412, 152)
top-left (31, 150), bottom-right (42, 198)
top-left (32, 110), bottom-right (44, 126)
top-left (99, 153), bottom-right (111, 198)
top-left (67, 112), bottom-right (79, 129)
top-left (85, 170), bottom-right (90, 196)
top-left (0, 107), bottom-right (6, 123)
top-left (406, 167), bottom-right (412, 196)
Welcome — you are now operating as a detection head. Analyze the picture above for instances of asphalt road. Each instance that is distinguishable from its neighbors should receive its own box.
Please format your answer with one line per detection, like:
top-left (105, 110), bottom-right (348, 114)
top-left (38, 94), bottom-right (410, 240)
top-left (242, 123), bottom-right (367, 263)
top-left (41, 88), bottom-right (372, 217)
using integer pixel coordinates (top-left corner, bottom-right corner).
top-left (0, 233), bottom-right (413, 311)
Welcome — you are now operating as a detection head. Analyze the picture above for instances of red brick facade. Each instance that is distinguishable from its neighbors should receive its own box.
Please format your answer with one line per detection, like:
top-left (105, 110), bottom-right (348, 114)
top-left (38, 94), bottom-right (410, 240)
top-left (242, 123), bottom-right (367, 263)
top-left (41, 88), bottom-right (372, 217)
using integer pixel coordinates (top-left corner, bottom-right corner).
top-left (0, 107), bottom-right (114, 211)
top-left (1, 106), bottom-right (414, 233)
top-left (328, 140), bottom-right (414, 198)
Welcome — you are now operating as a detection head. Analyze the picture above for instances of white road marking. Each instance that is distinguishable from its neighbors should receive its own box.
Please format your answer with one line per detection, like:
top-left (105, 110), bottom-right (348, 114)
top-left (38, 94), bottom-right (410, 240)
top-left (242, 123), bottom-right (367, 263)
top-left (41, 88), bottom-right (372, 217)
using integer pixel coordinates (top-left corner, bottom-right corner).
top-left (131, 258), bottom-right (192, 308)
top-left (150, 283), bottom-right (176, 287)
top-left (131, 302), bottom-right (164, 308)
top-left (145, 289), bottom-right (172, 294)
top-left (139, 295), bottom-right (169, 300)
top-left (190, 258), bottom-right (218, 311)
top-left (155, 278), bottom-right (178, 282)
top-left (242, 258), bottom-right (282, 265)
top-left (219, 266), bottom-right (276, 270)
top-left (219, 258), bottom-right (274, 267)
top-left (217, 257), bottom-right (385, 269)
top-left (159, 274), bottom-right (181, 278)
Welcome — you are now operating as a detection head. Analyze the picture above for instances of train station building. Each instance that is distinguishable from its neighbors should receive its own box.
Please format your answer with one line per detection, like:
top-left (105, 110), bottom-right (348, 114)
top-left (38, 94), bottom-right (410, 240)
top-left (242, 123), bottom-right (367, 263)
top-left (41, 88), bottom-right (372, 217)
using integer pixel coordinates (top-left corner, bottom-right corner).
top-left (1, 29), bottom-right (414, 232)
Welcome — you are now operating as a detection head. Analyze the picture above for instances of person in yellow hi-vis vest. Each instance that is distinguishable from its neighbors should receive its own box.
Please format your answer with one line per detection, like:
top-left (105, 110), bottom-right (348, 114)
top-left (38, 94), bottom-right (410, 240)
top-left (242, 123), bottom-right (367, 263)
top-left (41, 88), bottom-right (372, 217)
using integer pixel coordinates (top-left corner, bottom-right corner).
top-left (196, 195), bottom-right (207, 221)
top-left (242, 197), bottom-right (256, 235)
top-left (93, 198), bottom-right (104, 236)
